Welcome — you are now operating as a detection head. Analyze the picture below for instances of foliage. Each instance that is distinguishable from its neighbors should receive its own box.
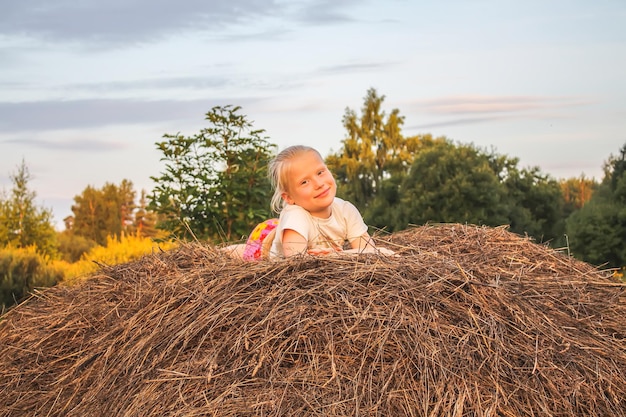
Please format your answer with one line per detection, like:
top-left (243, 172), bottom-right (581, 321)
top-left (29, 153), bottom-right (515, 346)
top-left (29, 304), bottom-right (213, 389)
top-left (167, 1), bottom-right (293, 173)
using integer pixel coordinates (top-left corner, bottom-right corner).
top-left (362, 169), bottom-right (405, 234)
top-left (391, 139), bottom-right (510, 230)
top-left (566, 143), bottom-right (626, 268)
top-left (501, 165), bottom-right (565, 244)
top-left (560, 175), bottom-right (597, 218)
top-left (56, 231), bottom-right (97, 263)
top-left (397, 142), bottom-right (567, 243)
top-left (132, 190), bottom-right (161, 238)
top-left (149, 105), bottom-right (276, 242)
top-left (326, 88), bottom-right (420, 212)
top-left (328, 91), bottom-right (567, 245)
top-left (0, 160), bottom-right (57, 258)
top-left (70, 179), bottom-right (136, 246)
top-left (60, 234), bottom-right (178, 286)
top-left (1, 233), bottom-right (175, 309)
top-left (0, 246), bottom-right (64, 311)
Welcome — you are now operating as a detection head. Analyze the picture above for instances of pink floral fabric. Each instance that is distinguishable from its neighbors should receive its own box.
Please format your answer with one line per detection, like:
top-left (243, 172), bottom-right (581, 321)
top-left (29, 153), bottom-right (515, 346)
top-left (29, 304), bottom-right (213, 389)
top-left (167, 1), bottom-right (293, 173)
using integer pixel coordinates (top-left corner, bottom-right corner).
top-left (242, 218), bottom-right (279, 261)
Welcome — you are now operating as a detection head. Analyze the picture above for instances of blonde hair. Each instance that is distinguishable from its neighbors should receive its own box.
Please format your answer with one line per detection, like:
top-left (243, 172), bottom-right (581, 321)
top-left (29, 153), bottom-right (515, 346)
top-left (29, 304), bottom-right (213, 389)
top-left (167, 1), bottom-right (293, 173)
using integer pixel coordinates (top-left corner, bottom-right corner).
top-left (269, 145), bottom-right (322, 214)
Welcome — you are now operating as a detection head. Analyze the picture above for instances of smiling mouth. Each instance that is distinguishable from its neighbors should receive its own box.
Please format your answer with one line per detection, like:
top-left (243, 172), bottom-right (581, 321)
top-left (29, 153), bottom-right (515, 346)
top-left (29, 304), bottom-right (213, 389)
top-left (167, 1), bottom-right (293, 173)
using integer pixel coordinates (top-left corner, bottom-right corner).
top-left (315, 188), bottom-right (330, 198)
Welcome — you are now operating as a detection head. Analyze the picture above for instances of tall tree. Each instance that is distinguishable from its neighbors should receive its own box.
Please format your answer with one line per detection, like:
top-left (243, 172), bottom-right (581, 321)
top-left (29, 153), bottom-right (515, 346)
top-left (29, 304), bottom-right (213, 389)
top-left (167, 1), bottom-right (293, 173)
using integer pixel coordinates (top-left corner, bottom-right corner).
top-left (149, 105), bottom-right (276, 242)
top-left (0, 160), bottom-right (57, 257)
top-left (560, 175), bottom-right (597, 219)
top-left (70, 180), bottom-right (136, 246)
top-left (363, 134), bottom-right (447, 230)
top-left (326, 88), bottom-right (413, 212)
top-left (111, 179), bottom-right (136, 236)
top-left (566, 143), bottom-right (626, 268)
top-left (132, 190), bottom-right (161, 238)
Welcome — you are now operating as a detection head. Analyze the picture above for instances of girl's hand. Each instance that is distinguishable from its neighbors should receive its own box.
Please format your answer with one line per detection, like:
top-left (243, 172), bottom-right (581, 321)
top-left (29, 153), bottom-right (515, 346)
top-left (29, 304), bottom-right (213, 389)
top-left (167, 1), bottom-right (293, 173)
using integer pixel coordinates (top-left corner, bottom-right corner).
top-left (307, 247), bottom-right (342, 256)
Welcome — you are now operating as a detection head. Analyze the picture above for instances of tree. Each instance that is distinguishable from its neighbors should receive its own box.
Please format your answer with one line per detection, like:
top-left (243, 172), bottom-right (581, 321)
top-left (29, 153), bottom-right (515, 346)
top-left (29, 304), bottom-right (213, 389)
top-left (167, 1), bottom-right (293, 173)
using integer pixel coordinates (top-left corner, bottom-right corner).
top-left (149, 105), bottom-right (276, 242)
top-left (560, 175), bottom-right (597, 220)
top-left (131, 190), bottom-right (161, 238)
top-left (327, 88), bottom-right (572, 246)
top-left (363, 138), bottom-right (565, 244)
top-left (566, 143), bottom-right (626, 268)
top-left (326, 88), bottom-right (415, 212)
top-left (502, 166), bottom-right (565, 244)
top-left (362, 134), bottom-right (447, 231)
top-left (70, 179), bottom-right (136, 246)
top-left (0, 160), bottom-right (57, 258)
top-left (392, 140), bottom-right (510, 231)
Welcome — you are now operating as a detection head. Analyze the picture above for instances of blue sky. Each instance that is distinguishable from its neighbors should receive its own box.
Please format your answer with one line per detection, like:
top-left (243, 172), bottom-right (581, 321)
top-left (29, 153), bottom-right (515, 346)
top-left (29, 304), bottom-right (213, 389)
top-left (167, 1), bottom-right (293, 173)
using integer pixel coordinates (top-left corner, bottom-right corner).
top-left (1, 0), bottom-right (625, 229)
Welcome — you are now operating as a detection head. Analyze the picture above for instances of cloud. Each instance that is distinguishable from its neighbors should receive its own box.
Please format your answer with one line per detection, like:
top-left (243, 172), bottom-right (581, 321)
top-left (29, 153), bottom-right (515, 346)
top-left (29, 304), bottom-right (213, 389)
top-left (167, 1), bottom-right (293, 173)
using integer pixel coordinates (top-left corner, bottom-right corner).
top-left (0, 97), bottom-right (266, 132)
top-left (295, 0), bottom-right (359, 24)
top-left (215, 27), bottom-right (293, 43)
top-left (62, 76), bottom-right (233, 94)
top-left (411, 95), bottom-right (591, 115)
top-left (59, 73), bottom-right (305, 95)
top-left (407, 116), bottom-right (512, 130)
top-left (2, 137), bottom-right (127, 152)
top-left (318, 61), bottom-right (396, 74)
top-left (402, 95), bottom-right (592, 130)
top-left (0, 0), bottom-right (282, 46)
top-left (0, 0), bottom-right (370, 48)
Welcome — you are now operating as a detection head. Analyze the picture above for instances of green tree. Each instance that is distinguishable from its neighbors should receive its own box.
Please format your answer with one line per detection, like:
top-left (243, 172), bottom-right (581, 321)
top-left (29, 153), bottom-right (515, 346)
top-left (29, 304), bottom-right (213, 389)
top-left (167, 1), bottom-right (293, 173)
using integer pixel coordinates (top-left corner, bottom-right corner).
top-left (326, 88), bottom-right (573, 246)
top-left (70, 179), bottom-right (136, 246)
top-left (502, 165), bottom-right (565, 243)
top-left (149, 105), bottom-right (276, 242)
top-left (358, 135), bottom-right (565, 244)
top-left (0, 160), bottom-right (57, 258)
top-left (566, 143), bottom-right (626, 268)
top-left (362, 134), bottom-right (447, 230)
top-left (326, 88), bottom-right (415, 212)
top-left (392, 140), bottom-right (510, 231)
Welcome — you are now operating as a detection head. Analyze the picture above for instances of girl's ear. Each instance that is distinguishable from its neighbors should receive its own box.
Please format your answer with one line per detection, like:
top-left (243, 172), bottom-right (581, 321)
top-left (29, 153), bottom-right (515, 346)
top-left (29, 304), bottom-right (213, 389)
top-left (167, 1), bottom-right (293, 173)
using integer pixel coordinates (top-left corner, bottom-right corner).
top-left (281, 192), bottom-right (294, 205)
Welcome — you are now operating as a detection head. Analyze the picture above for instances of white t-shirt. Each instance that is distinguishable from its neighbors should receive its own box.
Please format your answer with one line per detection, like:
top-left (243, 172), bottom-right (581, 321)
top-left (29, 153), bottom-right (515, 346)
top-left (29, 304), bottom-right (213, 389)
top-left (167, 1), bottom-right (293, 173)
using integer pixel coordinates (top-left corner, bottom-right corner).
top-left (270, 197), bottom-right (368, 258)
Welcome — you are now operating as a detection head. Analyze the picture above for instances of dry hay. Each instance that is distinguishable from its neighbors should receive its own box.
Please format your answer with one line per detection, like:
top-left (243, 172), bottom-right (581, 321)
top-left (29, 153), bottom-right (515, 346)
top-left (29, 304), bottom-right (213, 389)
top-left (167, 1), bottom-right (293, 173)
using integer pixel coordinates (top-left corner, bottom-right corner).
top-left (1, 223), bottom-right (625, 416)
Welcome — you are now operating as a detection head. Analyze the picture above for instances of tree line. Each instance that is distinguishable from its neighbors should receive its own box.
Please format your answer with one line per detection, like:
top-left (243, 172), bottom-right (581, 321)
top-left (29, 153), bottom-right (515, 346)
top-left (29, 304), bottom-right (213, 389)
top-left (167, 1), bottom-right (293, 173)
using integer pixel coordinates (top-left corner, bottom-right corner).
top-left (1, 90), bottom-right (624, 309)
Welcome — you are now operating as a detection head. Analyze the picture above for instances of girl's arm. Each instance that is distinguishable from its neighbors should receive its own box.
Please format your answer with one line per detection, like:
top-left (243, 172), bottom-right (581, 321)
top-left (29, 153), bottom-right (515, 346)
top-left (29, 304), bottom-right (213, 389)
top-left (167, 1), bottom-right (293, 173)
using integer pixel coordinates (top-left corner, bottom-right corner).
top-left (281, 228), bottom-right (309, 257)
top-left (282, 229), bottom-right (340, 257)
top-left (349, 232), bottom-right (376, 252)
top-left (346, 232), bottom-right (396, 255)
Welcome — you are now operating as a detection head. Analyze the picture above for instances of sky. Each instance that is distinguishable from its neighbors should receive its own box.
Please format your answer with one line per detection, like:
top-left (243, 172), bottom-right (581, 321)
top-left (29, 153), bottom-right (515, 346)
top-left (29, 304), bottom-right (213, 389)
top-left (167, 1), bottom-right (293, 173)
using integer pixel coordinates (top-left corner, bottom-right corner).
top-left (1, 0), bottom-right (625, 230)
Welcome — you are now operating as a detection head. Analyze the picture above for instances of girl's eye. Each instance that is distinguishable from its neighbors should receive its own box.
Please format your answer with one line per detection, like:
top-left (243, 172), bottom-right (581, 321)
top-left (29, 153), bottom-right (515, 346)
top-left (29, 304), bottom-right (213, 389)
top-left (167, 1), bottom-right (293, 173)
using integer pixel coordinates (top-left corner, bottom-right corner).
top-left (317, 169), bottom-right (325, 176)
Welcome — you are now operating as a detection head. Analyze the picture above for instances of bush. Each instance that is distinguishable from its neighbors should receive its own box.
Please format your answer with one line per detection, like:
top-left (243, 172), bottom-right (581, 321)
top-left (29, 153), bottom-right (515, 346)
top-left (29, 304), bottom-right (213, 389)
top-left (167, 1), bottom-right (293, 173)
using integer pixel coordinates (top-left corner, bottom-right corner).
top-left (0, 246), bottom-right (64, 311)
top-left (56, 231), bottom-right (97, 263)
top-left (61, 234), bottom-right (177, 286)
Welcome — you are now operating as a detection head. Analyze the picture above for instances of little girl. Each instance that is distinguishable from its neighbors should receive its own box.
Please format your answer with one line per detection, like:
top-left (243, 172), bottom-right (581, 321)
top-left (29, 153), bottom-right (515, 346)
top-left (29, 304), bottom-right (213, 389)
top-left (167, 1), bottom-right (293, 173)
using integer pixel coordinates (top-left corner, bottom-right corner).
top-left (267, 145), bottom-right (376, 258)
top-left (227, 145), bottom-right (385, 260)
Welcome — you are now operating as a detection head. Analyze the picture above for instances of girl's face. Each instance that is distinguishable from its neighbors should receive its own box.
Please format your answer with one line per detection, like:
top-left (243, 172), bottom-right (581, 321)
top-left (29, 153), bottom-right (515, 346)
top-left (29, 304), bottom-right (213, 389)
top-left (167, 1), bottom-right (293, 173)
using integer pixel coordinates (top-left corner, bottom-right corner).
top-left (282, 150), bottom-right (337, 218)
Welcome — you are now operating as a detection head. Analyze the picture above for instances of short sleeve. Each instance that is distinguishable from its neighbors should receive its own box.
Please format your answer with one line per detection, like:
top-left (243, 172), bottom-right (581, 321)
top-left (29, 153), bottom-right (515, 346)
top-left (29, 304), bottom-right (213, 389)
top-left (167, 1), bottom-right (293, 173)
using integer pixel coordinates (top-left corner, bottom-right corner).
top-left (338, 199), bottom-right (368, 240)
top-left (278, 205), bottom-right (313, 241)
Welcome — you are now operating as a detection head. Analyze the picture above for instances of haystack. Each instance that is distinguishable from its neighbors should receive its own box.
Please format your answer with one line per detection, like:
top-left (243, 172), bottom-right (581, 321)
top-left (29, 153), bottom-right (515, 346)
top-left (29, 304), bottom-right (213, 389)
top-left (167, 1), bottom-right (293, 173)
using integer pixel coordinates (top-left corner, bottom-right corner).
top-left (1, 224), bottom-right (625, 416)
